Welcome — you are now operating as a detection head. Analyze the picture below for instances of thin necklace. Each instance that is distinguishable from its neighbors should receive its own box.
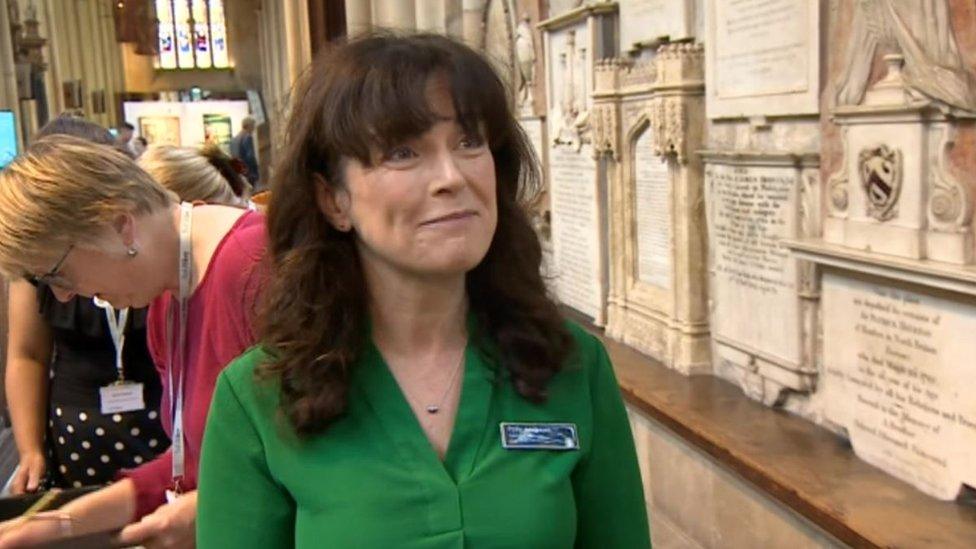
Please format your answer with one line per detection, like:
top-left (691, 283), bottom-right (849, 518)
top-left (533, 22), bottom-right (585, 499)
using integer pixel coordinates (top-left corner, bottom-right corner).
top-left (424, 351), bottom-right (465, 415)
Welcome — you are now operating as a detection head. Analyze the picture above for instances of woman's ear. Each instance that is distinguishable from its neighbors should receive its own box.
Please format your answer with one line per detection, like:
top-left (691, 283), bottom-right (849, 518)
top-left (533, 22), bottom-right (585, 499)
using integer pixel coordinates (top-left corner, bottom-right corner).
top-left (314, 173), bottom-right (352, 232)
top-left (112, 212), bottom-right (137, 247)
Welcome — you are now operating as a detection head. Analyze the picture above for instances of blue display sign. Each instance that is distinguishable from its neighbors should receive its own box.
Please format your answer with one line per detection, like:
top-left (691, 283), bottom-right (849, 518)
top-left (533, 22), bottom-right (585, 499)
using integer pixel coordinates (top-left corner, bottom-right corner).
top-left (0, 110), bottom-right (18, 169)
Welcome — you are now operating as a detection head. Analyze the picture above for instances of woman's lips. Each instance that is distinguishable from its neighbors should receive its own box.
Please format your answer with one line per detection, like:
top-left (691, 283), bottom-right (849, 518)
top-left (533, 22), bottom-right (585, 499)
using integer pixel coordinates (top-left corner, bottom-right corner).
top-left (421, 210), bottom-right (477, 227)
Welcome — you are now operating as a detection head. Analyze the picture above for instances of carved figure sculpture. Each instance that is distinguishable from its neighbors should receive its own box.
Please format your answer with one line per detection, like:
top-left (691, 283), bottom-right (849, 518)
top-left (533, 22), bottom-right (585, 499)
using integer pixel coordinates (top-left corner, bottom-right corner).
top-left (552, 30), bottom-right (591, 151)
top-left (515, 14), bottom-right (536, 111)
top-left (836, 0), bottom-right (976, 111)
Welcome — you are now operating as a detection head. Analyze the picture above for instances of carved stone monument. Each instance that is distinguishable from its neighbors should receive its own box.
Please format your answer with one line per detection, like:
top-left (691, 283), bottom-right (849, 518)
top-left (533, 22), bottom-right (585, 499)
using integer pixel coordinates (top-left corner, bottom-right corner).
top-left (785, 0), bottom-right (976, 500)
top-left (539, 2), bottom-right (618, 324)
top-left (825, 54), bottom-right (975, 264)
top-left (703, 153), bottom-right (821, 403)
top-left (599, 43), bottom-right (711, 374)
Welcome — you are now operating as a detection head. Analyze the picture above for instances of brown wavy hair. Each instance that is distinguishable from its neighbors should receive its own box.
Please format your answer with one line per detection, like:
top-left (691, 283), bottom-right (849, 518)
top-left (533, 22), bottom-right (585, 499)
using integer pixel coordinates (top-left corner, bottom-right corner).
top-left (259, 32), bottom-right (573, 437)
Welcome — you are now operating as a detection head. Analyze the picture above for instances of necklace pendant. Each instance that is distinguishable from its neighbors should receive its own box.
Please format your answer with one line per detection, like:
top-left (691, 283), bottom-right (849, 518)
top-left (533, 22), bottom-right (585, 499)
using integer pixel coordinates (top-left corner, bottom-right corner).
top-left (425, 405), bottom-right (440, 414)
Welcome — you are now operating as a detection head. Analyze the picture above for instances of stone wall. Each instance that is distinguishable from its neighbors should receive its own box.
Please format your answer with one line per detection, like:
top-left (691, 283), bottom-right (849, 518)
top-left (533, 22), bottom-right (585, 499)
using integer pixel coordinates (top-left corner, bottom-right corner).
top-left (629, 408), bottom-right (844, 549)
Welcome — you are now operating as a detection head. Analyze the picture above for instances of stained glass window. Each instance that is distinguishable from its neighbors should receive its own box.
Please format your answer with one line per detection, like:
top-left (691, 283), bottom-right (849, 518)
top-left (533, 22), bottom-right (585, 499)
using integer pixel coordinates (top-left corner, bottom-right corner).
top-left (209, 0), bottom-right (229, 69)
top-left (155, 0), bottom-right (229, 70)
top-left (191, 0), bottom-right (212, 68)
top-left (156, 0), bottom-right (177, 69)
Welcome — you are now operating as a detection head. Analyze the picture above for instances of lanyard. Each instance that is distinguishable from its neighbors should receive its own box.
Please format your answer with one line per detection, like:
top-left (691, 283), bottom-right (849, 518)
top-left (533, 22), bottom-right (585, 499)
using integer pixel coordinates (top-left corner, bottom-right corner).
top-left (102, 306), bottom-right (130, 382)
top-left (166, 202), bottom-right (193, 491)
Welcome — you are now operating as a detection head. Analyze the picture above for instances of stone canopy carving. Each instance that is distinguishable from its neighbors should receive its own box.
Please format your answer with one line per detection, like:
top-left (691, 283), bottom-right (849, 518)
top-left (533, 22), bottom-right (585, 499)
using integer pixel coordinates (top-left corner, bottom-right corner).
top-left (648, 97), bottom-right (688, 164)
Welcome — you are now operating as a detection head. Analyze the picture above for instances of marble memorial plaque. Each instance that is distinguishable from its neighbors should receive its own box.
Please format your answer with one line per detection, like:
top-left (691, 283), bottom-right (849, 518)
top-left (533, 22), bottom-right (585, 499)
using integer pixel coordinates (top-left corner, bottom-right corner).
top-left (619, 0), bottom-right (693, 51)
top-left (518, 116), bottom-right (546, 172)
top-left (550, 143), bottom-right (602, 319)
top-left (706, 163), bottom-right (800, 365)
top-left (705, 0), bottom-right (819, 118)
top-left (634, 128), bottom-right (672, 289)
top-left (822, 273), bottom-right (976, 500)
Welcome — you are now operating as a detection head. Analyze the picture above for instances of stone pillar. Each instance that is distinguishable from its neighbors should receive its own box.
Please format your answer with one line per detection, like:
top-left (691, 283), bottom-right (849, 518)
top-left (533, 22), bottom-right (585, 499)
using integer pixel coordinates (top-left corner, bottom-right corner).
top-left (415, 0), bottom-right (444, 33)
top-left (345, 0), bottom-right (372, 36)
top-left (282, 0), bottom-right (312, 87)
top-left (444, 0), bottom-right (462, 38)
top-left (460, 0), bottom-right (485, 48)
top-left (0, 0), bottom-right (24, 152)
top-left (372, 0), bottom-right (415, 31)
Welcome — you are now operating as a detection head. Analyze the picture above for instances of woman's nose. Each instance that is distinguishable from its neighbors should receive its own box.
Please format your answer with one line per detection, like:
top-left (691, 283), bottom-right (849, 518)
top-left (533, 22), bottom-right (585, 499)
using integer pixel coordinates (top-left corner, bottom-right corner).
top-left (50, 286), bottom-right (76, 302)
top-left (431, 153), bottom-right (465, 194)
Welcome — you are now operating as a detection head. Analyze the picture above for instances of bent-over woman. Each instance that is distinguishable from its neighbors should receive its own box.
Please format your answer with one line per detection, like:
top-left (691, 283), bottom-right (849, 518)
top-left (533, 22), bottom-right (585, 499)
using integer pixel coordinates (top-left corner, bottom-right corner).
top-left (5, 115), bottom-right (168, 495)
top-left (0, 135), bottom-right (266, 548)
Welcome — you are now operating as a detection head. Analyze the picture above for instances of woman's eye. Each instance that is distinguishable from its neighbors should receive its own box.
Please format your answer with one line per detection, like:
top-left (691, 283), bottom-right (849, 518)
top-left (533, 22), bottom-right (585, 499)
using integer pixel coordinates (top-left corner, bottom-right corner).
top-left (384, 146), bottom-right (417, 162)
top-left (459, 134), bottom-right (485, 149)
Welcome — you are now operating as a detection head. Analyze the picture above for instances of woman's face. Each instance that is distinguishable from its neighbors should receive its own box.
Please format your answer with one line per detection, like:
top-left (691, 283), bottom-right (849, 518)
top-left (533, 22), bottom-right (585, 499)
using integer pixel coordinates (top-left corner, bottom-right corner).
top-left (327, 75), bottom-right (498, 282)
top-left (33, 218), bottom-right (169, 308)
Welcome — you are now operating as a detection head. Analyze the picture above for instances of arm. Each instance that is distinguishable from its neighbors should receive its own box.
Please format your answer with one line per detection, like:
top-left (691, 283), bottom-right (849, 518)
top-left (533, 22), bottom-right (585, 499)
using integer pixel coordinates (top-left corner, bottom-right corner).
top-left (197, 373), bottom-right (294, 549)
top-left (5, 281), bottom-right (52, 494)
top-left (572, 340), bottom-right (651, 548)
top-left (0, 478), bottom-right (136, 547)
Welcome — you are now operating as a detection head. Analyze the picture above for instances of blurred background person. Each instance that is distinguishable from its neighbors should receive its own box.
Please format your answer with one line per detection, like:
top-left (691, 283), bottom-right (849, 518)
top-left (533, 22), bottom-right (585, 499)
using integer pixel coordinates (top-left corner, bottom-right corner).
top-left (114, 122), bottom-right (136, 157)
top-left (139, 144), bottom-right (251, 207)
top-left (229, 116), bottom-right (259, 190)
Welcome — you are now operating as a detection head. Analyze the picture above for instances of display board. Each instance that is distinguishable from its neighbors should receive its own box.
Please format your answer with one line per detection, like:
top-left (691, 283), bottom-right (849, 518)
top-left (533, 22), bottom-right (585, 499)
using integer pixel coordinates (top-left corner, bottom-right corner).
top-left (0, 111), bottom-right (18, 168)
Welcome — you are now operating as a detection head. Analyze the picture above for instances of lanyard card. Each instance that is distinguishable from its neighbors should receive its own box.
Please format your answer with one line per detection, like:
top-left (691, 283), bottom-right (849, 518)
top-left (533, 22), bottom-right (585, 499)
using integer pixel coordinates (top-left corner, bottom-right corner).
top-left (99, 382), bottom-right (145, 414)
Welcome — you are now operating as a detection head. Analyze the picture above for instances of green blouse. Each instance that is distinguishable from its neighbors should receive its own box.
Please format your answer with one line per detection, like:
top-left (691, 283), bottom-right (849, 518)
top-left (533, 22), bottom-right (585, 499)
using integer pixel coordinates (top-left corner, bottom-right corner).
top-left (197, 322), bottom-right (650, 548)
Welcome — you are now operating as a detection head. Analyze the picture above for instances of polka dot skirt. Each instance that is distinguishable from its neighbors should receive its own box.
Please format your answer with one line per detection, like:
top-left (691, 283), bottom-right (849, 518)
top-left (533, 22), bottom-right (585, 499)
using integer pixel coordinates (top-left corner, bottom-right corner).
top-left (46, 404), bottom-right (170, 489)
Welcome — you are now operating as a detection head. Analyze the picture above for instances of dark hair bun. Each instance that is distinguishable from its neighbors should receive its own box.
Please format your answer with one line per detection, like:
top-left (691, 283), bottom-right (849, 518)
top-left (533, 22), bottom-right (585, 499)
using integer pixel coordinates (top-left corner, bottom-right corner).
top-left (200, 145), bottom-right (248, 197)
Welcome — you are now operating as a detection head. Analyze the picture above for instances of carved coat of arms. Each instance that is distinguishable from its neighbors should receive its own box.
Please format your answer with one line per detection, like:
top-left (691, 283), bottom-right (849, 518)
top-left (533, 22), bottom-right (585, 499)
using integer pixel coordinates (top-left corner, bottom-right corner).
top-left (858, 145), bottom-right (902, 221)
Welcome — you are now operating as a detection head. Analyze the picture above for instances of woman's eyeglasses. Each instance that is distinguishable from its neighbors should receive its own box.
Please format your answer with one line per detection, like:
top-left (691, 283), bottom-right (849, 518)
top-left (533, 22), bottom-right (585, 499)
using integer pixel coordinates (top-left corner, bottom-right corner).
top-left (28, 244), bottom-right (74, 288)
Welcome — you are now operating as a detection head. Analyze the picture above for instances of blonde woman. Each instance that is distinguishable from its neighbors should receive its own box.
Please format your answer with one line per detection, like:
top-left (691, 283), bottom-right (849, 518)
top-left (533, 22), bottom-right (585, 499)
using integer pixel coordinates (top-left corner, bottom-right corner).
top-left (138, 145), bottom-right (251, 207)
top-left (5, 116), bottom-right (167, 497)
top-left (0, 135), bottom-right (266, 547)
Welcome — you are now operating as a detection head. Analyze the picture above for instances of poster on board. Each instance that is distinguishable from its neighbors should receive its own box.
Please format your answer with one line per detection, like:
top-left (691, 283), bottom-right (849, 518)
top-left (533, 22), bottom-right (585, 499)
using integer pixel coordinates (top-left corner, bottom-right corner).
top-left (202, 114), bottom-right (232, 153)
top-left (138, 116), bottom-right (181, 146)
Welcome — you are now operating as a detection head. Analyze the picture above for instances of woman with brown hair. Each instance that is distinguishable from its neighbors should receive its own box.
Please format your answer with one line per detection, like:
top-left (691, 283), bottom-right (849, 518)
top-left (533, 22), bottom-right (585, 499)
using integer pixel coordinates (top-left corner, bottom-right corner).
top-left (197, 33), bottom-right (649, 547)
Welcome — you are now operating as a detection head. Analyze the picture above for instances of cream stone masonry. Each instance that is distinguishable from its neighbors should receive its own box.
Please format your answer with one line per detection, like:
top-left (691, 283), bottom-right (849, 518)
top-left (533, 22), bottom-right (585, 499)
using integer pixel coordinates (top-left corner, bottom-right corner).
top-left (597, 43), bottom-right (710, 375)
top-left (538, 2), bottom-right (618, 325)
top-left (703, 152), bottom-right (820, 404)
top-left (704, 0), bottom-right (819, 119)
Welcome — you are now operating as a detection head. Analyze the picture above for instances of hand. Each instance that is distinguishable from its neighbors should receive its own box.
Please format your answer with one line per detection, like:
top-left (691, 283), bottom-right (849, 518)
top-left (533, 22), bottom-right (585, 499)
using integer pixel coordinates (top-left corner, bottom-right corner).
top-left (9, 453), bottom-right (46, 495)
top-left (117, 491), bottom-right (197, 549)
top-left (0, 513), bottom-right (72, 548)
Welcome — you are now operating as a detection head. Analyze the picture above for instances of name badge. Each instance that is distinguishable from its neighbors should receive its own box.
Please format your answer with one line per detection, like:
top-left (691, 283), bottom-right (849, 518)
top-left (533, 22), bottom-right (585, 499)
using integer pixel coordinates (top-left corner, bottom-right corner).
top-left (99, 382), bottom-right (145, 414)
top-left (500, 422), bottom-right (579, 450)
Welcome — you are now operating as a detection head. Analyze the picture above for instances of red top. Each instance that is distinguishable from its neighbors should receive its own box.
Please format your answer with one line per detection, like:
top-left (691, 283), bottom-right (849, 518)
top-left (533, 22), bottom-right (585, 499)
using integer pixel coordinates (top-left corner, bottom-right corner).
top-left (120, 209), bottom-right (266, 519)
